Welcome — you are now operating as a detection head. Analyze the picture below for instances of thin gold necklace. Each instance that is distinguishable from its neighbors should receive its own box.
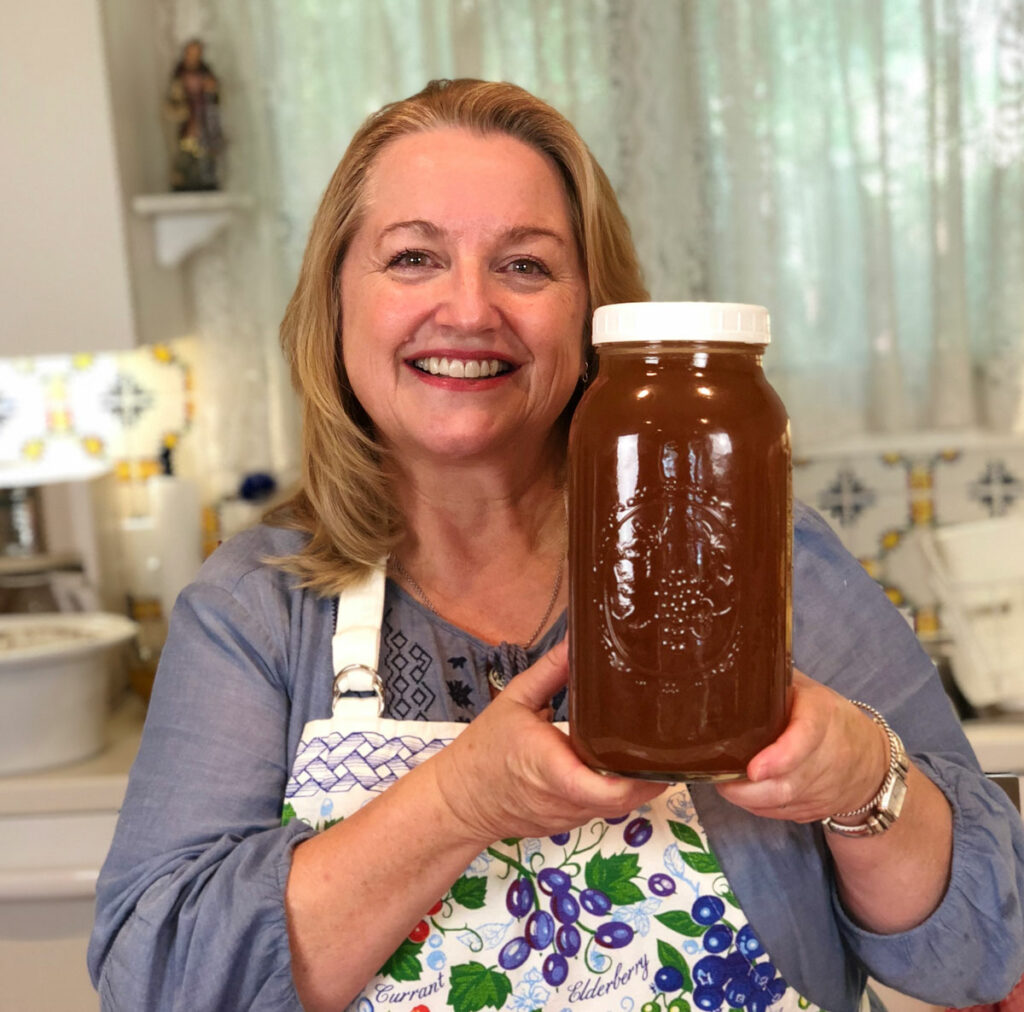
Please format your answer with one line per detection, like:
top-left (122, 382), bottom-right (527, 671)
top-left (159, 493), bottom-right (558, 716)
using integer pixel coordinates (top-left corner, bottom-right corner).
top-left (390, 549), bottom-right (565, 650)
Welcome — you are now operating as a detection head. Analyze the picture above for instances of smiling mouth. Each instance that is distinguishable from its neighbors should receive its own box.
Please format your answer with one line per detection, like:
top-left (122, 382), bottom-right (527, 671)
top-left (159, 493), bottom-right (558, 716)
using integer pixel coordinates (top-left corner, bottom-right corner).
top-left (411, 357), bottom-right (514, 379)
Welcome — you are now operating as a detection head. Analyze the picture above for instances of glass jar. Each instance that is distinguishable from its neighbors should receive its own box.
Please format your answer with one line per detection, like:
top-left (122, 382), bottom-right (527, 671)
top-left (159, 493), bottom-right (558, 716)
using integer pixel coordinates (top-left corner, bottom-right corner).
top-left (568, 302), bottom-right (792, 782)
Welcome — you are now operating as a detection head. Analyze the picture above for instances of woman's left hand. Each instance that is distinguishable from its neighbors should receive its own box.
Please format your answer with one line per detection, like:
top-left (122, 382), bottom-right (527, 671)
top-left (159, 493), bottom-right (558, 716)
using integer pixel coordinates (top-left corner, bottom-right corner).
top-left (715, 669), bottom-right (889, 823)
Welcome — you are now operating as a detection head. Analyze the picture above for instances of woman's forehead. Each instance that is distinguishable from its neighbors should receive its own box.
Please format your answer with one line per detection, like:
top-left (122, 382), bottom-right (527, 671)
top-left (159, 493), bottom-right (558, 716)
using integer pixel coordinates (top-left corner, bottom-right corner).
top-left (359, 128), bottom-right (574, 234)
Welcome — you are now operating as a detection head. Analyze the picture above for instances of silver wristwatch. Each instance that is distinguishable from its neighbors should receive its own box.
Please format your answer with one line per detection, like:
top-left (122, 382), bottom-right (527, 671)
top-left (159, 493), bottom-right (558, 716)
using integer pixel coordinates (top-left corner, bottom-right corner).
top-left (821, 702), bottom-right (910, 838)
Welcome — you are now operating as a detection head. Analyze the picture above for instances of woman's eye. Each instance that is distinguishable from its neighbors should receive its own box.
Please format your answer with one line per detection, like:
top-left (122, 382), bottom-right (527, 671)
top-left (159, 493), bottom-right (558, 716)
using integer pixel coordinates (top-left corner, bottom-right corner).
top-left (507, 258), bottom-right (549, 276)
top-left (388, 250), bottom-right (432, 269)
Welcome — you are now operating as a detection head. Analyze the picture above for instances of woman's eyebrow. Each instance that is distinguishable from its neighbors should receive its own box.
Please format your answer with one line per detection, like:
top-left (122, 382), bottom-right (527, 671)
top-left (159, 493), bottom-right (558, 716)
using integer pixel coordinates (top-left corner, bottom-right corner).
top-left (377, 220), bottom-right (566, 246)
top-left (376, 219), bottom-right (443, 244)
top-left (502, 225), bottom-right (567, 246)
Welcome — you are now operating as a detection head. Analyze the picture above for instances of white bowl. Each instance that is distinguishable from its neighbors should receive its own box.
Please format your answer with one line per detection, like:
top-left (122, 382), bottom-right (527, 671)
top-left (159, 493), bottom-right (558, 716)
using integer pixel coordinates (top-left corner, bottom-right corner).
top-left (0, 613), bottom-right (137, 775)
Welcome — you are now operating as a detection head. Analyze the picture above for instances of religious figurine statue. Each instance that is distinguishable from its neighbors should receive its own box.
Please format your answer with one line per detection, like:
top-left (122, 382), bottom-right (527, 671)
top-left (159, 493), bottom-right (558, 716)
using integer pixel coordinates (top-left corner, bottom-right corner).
top-left (164, 39), bottom-right (224, 191)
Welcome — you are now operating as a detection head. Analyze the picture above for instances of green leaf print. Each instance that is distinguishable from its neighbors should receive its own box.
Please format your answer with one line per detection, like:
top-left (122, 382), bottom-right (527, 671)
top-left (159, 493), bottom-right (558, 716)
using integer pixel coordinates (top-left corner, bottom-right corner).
top-left (655, 910), bottom-right (706, 937)
top-left (584, 852), bottom-right (645, 905)
top-left (379, 938), bottom-right (424, 982)
top-left (722, 889), bottom-right (738, 907)
top-left (668, 820), bottom-right (704, 850)
top-left (451, 874), bottom-right (487, 910)
top-left (447, 963), bottom-right (513, 1012)
top-left (280, 802), bottom-right (296, 826)
top-left (679, 850), bottom-right (721, 874)
top-left (656, 939), bottom-right (693, 990)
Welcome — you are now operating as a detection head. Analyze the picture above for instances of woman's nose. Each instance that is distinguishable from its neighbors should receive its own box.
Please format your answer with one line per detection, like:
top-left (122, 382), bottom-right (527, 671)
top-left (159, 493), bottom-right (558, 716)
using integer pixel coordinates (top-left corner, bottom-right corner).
top-left (434, 264), bottom-right (502, 333)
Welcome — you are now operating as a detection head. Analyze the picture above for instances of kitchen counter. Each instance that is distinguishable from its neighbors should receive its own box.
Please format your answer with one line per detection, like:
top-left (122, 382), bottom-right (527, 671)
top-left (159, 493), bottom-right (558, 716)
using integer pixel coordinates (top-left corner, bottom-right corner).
top-left (0, 696), bottom-right (145, 1012)
top-left (962, 716), bottom-right (1024, 776)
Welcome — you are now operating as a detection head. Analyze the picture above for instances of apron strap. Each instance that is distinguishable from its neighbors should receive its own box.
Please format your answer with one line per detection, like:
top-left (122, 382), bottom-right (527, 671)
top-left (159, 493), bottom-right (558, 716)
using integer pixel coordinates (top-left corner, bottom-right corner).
top-left (331, 562), bottom-right (387, 718)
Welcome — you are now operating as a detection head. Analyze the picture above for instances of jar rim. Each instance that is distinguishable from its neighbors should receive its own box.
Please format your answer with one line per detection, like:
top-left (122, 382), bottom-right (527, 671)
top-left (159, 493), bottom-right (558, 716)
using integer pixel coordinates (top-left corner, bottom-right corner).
top-left (592, 302), bottom-right (770, 346)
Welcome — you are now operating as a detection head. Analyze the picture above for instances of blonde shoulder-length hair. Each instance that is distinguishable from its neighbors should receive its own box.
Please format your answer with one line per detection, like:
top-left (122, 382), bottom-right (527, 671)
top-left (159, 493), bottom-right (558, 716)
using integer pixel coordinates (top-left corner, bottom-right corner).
top-left (267, 78), bottom-right (648, 595)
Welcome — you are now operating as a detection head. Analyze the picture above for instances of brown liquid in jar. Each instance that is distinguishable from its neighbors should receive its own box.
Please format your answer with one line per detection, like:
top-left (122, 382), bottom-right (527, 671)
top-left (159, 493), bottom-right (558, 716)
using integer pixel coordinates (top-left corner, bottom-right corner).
top-left (568, 341), bottom-right (792, 781)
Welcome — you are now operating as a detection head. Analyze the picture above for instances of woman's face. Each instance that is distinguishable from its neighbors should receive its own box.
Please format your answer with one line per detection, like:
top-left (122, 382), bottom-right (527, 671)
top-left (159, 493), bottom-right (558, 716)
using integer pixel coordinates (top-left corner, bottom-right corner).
top-left (339, 127), bottom-right (587, 468)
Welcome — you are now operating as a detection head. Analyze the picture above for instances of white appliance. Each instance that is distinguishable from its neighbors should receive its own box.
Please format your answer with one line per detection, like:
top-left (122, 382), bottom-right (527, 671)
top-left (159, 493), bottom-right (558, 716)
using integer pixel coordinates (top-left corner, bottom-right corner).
top-left (0, 613), bottom-right (137, 775)
top-left (0, 702), bottom-right (143, 1011)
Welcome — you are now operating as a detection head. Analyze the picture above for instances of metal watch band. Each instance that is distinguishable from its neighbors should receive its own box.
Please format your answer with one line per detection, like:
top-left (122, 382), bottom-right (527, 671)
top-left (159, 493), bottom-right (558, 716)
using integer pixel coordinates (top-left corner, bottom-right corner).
top-left (821, 701), bottom-right (910, 838)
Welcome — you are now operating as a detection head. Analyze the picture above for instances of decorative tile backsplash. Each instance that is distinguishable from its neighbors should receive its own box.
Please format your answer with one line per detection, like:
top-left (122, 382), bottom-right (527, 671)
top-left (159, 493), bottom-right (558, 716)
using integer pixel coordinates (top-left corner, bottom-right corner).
top-left (795, 442), bottom-right (1024, 635)
top-left (0, 342), bottom-right (197, 483)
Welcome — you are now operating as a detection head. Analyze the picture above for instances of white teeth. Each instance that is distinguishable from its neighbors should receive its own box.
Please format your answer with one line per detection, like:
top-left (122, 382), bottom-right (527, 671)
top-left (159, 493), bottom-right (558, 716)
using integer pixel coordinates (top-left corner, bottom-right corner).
top-left (413, 357), bottom-right (507, 378)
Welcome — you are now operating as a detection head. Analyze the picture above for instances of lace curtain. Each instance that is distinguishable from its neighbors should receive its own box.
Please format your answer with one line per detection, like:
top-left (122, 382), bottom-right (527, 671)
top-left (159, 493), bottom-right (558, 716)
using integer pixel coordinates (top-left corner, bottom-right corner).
top-left (163, 0), bottom-right (1024, 468)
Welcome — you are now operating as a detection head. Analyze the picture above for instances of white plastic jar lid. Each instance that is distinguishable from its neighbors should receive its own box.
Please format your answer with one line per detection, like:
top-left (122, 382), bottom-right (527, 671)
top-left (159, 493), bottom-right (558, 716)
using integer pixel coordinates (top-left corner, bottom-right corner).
top-left (592, 302), bottom-right (770, 345)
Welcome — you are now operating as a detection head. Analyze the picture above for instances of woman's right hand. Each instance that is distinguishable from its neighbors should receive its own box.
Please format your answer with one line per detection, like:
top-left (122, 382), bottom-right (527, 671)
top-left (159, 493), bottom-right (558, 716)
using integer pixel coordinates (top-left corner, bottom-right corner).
top-left (288, 641), bottom-right (663, 1011)
top-left (427, 640), bottom-right (665, 848)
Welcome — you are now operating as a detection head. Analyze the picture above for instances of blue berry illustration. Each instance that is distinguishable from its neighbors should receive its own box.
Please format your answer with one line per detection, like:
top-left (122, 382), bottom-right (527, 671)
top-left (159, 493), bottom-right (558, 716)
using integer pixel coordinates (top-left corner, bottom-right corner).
top-left (549, 832), bottom-right (571, 845)
top-left (556, 923), bottom-right (581, 957)
top-left (693, 984), bottom-right (725, 1011)
top-left (623, 817), bottom-right (653, 846)
top-left (648, 873), bottom-right (677, 896)
top-left (768, 977), bottom-right (788, 1001)
top-left (538, 867), bottom-right (572, 896)
top-left (551, 892), bottom-right (580, 924)
top-left (542, 952), bottom-right (569, 987)
top-left (751, 960), bottom-right (776, 987)
top-left (525, 909), bottom-right (555, 949)
top-left (605, 814), bottom-right (629, 824)
top-left (702, 923), bottom-right (733, 953)
top-left (654, 965), bottom-right (684, 992)
top-left (693, 954), bottom-right (728, 986)
top-left (498, 936), bottom-right (530, 970)
top-left (747, 991), bottom-right (772, 1012)
top-left (725, 976), bottom-right (752, 1006)
top-left (691, 894), bottom-right (725, 925)
top-left (579, 888), bottom-right (612, 915)
top-left (505, 877), bottom-right (534, 917)
top-left (736, 923), bottom-right (764, 958)
top-left (722, 950), bottom-right (750, 977)
top-left (595, 921), bottom-right (634, 948)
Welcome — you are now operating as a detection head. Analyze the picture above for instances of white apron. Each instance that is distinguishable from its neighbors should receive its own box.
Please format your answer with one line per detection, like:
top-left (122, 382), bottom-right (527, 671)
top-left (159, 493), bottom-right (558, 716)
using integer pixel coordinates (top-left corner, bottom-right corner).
top-left (282, 567), bottom-right (830, 1012)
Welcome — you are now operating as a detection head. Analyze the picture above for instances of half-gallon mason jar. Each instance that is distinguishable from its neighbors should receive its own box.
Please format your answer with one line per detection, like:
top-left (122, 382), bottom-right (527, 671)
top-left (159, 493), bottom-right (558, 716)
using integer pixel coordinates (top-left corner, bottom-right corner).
top-left (568, 302), bottom-right (792, 782)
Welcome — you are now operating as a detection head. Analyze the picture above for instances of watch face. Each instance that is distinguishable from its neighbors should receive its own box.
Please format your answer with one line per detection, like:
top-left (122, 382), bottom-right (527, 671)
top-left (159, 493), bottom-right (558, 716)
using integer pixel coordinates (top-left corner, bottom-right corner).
top-left (881, 769), bottom-right (909, 820)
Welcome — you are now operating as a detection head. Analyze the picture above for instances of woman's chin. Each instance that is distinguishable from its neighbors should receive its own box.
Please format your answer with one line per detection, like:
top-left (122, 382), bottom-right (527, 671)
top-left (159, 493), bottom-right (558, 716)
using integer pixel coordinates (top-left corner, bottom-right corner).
top-left (393, 427), bottom-right (542, 468)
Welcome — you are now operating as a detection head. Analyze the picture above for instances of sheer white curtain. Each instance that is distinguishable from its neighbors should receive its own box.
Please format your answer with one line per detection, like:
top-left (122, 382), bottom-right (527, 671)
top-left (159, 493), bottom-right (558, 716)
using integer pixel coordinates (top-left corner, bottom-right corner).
top-left (167, 0), bottom-right (1024, 464)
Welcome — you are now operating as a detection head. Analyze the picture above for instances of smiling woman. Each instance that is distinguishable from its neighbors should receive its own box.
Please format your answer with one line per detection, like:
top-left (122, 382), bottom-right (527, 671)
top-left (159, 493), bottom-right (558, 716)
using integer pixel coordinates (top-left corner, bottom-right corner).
top-left (88, 79), bottom-right (1024, 1012)
top-left (266, 80), bottom-right (647, 598)
top-left (338, 128), bottom-right (587, 471)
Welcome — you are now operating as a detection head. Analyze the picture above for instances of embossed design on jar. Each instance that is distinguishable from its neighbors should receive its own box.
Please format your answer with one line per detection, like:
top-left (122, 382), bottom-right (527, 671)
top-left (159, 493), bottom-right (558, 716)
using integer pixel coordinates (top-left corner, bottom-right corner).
top-left (594, 448), bottom-right (740, 682)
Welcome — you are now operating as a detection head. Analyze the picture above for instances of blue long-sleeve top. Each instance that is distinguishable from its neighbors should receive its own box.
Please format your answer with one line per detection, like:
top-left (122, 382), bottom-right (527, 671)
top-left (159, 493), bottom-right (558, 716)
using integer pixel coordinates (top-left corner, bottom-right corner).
top-left (88, 501), bottom-right (1024, 1010)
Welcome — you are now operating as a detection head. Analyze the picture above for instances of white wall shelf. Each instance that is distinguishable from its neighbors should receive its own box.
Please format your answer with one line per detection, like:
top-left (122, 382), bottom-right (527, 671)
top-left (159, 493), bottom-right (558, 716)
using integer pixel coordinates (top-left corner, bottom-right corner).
top-left (132, 192), bottom-right (252, 267)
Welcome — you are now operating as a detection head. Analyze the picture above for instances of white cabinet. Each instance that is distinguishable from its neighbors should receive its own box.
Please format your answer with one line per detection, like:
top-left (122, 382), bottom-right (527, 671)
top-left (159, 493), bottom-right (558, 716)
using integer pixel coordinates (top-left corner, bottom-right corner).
top-left (0, 0), bottom-right (187, 356)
